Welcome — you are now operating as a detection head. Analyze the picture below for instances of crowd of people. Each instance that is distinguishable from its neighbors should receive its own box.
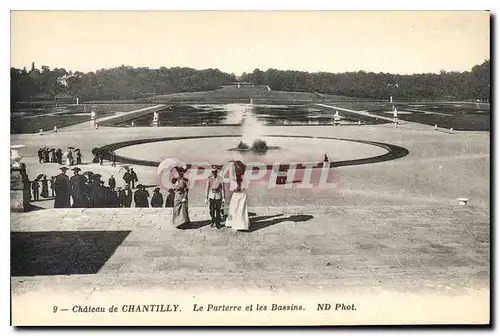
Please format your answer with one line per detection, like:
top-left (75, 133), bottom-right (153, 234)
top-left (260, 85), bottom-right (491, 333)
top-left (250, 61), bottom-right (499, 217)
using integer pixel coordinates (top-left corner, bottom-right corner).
top-left (37, 146), bottom-right (83, 166)
top-left (31, 150), bottom-right (250, 230)
top-left (30, 163), bottom-right (178, 209)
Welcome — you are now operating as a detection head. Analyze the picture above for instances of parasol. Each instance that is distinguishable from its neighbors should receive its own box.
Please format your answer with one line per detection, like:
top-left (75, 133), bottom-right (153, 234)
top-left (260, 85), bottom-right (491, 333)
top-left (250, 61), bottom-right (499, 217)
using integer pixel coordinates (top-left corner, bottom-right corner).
top-left (223, 160), bottom-right (246, 176)
top-left (156, 157), bottom-right (187, 186)
top-left (221, 160), bottom-right (246, 189)
top-left (68, 146), bottom-right (75, 150)
top-left (156, 158), bottom-right (187, 177)
top-left (35, 173), bottom-right (45, 181)
top-left (82, 171), bottom-right (94, 177)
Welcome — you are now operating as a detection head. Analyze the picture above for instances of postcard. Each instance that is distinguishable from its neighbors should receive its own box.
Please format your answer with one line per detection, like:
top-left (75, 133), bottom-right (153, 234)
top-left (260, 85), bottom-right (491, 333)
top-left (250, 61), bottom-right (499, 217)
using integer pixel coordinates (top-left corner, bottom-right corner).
top-left (10, 10), bottom-right (490, 326)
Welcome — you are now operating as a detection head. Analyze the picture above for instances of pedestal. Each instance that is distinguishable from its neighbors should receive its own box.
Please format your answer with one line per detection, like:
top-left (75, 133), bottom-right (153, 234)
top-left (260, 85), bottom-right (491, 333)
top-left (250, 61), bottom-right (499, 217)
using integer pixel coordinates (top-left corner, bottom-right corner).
top-left (152, 120), bottom-right (159, 127)
top-left (11, 164), bottom-right (31, 212)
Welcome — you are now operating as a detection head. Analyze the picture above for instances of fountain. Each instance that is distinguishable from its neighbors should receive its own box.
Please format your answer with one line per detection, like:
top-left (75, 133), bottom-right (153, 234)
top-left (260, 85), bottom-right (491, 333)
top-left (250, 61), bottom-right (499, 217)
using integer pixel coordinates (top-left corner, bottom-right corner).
top-left (104, 99), bottom-right (410, 170)
top-left (229, 99), bottom-right (279, 155)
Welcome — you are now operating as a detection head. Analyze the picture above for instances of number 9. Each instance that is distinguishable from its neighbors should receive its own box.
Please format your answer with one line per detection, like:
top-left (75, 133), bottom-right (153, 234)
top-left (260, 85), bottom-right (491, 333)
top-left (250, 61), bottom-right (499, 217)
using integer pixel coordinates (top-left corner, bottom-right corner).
top-left (53, 306), bottom-right (58, 313)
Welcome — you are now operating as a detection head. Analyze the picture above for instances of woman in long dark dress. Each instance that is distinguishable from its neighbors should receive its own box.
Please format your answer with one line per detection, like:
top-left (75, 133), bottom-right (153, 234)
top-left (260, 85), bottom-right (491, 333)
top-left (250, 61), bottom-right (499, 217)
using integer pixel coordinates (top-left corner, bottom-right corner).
top-left (76, 150), bottom-right (82, 165)
top-left (172, 168), bottom-right (190, 227)
top-left (43, 148), bottom-right (49, 162)
top-left (40, 175), bottom-right (49, 198)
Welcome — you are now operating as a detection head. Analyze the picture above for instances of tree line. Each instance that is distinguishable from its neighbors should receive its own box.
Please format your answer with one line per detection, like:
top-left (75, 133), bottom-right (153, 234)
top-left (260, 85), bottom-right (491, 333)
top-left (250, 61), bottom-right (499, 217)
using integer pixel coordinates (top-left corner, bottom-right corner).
top-left (10, 63), bottom-right (237, 102)
top-left (11, 60), bottom-right (490, 102)
top-left (242, 60), bottom-right (490, 101)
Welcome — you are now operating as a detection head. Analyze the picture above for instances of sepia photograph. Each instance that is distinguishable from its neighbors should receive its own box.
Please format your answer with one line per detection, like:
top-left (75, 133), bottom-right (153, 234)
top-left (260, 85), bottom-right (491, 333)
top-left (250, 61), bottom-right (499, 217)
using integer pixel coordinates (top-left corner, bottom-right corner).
top-left (9, 10), bottom-right (490, 326)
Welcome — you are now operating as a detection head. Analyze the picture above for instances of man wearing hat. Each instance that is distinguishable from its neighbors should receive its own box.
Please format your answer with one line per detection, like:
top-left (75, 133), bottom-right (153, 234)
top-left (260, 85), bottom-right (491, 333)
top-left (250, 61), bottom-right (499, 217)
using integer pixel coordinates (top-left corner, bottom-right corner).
top-left (116, 187), bottom-right (123, 207)
top-left (134, 184), bottom-right (150, 207)
top-left (53, 167), bottom-right (71, 208)
top-left (108, 175), bottom-right (116, 192)
top-left (70, 167), bottom-right (88, 208)
top-left (205, 165), bottom-right (225, 228)
top-left (89, 174), bottom-right (106, 208)
top-left (121, 184), bottom-right (133, 207)
top-left (151, 187), bottom-right (164, 207)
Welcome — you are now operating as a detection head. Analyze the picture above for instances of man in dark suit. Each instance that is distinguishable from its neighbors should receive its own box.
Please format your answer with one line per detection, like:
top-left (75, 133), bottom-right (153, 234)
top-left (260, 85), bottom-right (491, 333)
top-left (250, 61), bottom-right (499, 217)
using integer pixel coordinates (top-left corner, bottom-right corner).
top-left (133, 184), bottom-right (150, 207)
top-left (108, 175), bottom-right (116, 191)
top-left (121, 184), bottom-right (133, 207)
top-left (53, 167), bottom-right (71, 208)
top-left (69, 167), bottom-right (88, 208)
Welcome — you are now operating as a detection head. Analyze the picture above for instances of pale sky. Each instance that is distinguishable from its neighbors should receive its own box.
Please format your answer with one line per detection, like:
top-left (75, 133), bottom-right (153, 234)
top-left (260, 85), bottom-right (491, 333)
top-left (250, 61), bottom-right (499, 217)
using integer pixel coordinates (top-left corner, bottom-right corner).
top-left (10, 11), bottom-right (490, 75)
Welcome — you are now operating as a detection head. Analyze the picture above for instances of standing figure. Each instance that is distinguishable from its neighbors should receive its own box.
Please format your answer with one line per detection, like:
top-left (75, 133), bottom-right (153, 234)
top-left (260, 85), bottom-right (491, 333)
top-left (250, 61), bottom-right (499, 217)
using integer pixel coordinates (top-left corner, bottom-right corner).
top-left (116, 187), bottom-right (123, 207)
top-left (63, 150), bottom-right (71, 166)
top-left (49, 149), bottom-right (56, 163)
top-left (31, 180), bottom-right (40, 201)
top-left (40, 175), bottom-right (49, 198)
top-left (122, 168), bottom-right (132, 187)
top-left (99, 153), bottom-right (104, 166)
top-left (68, 150), bottom-right (75, 166)
top-left (76, 150), bottom-right (83, 165)
top-left (70, 167), bottom-right (89, 208)
top-left (43, 147), bottom-right (49, 163)
top-left (37, 148), bottom-right (43, 163)
top-left (55, 148), bottom-right (63, 164)
top-left (105, 186), bottom-right (120, 208)
top-left (165, 189), bottom-right (175, 208)
top-left (121, 185), bottom-right (133, 207)
top-left (108, 175), bottom-right (116, 191)
top-left (205, 167), bottom-right (225, 229)
top-left (88, 174), bottom-right (106, 208)
top-left (225, 162), bottom-right (249, 231)
top-left (130, 168), bottom-right (138, 189)
top-left (133, 184), bottom-right (150, 207)
top-left (151, 187), bottom-right (164, 208)
top-left (92, 149), bottom-right (100, 163)
top-left (49, 176), bottom-right (55, 197)
top-left (111, 153), bottom-right (117, 167)
top-left (53, 167), bottom-right (71, 208)
top-left (172, 167), bottom-right (190, 227)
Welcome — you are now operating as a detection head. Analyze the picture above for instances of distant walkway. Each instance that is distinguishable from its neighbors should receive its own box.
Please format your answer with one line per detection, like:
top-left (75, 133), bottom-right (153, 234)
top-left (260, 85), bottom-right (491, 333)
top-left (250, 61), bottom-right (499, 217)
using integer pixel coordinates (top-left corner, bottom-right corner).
top-left (315, 103), bottom-right (395, 122)
top-left (315, 103), bottom-right (435, 130)
top-left (61, 104), bottom-right (165, 131)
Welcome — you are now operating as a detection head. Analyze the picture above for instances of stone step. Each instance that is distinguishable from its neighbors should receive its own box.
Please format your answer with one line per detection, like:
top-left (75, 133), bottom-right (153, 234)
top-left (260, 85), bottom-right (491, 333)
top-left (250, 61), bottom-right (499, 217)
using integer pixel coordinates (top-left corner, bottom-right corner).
top-left (11, 205), bottom-right (489, 232)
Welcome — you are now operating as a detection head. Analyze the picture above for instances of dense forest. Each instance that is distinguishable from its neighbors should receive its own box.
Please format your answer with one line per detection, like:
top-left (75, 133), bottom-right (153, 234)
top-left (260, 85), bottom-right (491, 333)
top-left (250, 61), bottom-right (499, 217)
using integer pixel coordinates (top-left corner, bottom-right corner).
top-left (10, 63), bottom-right (237, 102)
top-left (241, 60), bottom-right (491, 101)
top-left (11, 60), bottom-right (490, 102)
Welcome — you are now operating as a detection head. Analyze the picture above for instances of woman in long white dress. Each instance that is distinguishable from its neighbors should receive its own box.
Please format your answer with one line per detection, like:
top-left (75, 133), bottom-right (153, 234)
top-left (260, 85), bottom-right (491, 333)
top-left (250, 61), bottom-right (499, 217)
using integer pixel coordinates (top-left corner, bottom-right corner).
top-left (226, 172), bottom-right (249, 231)
top-left (63, 151), bottom-right (70, 166)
